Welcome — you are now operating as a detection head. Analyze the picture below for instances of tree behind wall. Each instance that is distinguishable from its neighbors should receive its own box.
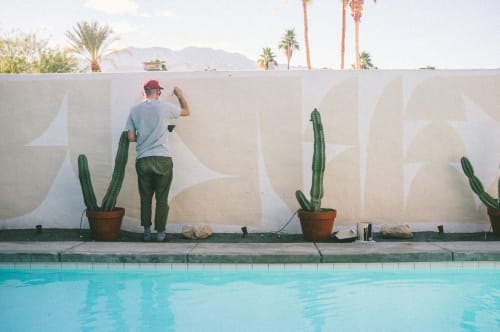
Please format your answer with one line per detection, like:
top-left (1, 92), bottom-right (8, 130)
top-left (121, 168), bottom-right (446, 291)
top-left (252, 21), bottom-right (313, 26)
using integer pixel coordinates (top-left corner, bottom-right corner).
top-left (257, 47), bottom-right (278, 70)
top-left (66, 20), bottom-right (117, 72)
top-left (278, 29), bottom-right (300, 70)
top-left (284, 0), bottom-right (312, 69)
top-left (350, 51), bottom-right (376, 69)
top-left (340, 0), bottom-right (348, 69)
top-left (349, 0), bottom-right (377, 70)
top-left (301, 0), bottom-right (312, 69)
top-left (0, 31), bottom-right (78, 73)
top-left (359, 51), bottom-right (375, 69)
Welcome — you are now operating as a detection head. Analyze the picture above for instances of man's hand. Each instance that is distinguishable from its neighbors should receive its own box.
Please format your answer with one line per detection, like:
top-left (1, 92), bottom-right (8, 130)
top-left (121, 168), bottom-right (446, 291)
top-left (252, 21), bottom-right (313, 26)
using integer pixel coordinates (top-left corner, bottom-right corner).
top-left (127, 129), bottom-right (137, 142)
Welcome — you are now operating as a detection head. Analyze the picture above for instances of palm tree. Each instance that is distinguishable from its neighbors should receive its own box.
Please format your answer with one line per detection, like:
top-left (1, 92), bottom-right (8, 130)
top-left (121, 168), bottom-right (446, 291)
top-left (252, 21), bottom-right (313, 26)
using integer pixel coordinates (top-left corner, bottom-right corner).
top-left (257, 47), bottom-right (278, 70)
top-left (340, 0), bottom-right (348, 69)
top-left (359, 51), bottom-right (374, 69)
top-left (284, 0), bottom-right (312, 69)
top-left (351, 51), bottom-right (376, 69)
top-left (278, 29), bottom-right (300, 70)
top-left (349, 0), bottom-right (377, 70)
top-left (66, 20), bottom-right (117, 72)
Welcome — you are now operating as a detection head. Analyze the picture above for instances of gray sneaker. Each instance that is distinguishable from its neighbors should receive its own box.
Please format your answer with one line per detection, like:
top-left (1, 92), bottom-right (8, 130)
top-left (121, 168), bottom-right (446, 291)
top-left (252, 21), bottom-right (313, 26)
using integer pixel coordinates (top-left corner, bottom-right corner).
top-left (157, 231), bottom-right (166, 242)
top-left (143, 226), bottom-right (151, 241)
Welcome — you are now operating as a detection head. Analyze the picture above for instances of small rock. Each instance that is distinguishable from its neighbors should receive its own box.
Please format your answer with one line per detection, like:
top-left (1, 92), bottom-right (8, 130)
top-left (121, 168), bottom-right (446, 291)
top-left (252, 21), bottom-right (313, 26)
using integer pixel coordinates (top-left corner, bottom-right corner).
top-left (182, 225), bottom-right (195, 239)
top-left (194, 225), bottom-right (212, 239)
top-left (182, 225), bottom-right (213, 240)
top-left (380, 224), bottom-right (413, 239)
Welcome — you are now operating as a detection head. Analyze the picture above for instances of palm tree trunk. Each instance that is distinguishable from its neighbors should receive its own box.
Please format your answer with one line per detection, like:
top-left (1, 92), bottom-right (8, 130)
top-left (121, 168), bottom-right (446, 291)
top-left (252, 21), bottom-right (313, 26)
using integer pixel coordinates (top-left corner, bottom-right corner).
top-left (302, 0), bottom-right (311, 70)
top-left (340, 0), bottom-right (347, 69)
top-left (91, 60), bottom-right (101, 72)
top-left (350, 0), bottom-right (363, 70)
top-left (354, 18), bottom-right (360, 69)
top-left (286, 47), bottom-right (290, 70)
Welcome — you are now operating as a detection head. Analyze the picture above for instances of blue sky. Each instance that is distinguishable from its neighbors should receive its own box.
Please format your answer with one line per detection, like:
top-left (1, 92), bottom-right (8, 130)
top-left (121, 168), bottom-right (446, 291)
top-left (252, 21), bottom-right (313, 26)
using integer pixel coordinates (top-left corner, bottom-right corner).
top-left (1, 0), bottom-right (499, 69)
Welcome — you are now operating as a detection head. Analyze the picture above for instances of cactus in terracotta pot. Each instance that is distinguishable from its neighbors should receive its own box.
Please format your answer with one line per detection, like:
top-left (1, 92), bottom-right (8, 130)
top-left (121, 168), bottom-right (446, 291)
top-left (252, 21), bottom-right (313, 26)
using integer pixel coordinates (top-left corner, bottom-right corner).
top-left (78, 131), bottom-right (129, 211)
top-left (460, 156), bottom-right (499, 209)
top-left (294, 109), bottom-right (336, 241)
top-left (295, 109), bottom-right (326, 212)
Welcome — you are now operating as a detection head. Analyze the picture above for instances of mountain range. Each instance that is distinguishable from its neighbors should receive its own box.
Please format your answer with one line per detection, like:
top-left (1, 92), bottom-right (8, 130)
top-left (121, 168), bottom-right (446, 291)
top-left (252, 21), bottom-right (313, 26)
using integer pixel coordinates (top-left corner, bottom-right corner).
top-left (101, 46), bottom-right (259, 72)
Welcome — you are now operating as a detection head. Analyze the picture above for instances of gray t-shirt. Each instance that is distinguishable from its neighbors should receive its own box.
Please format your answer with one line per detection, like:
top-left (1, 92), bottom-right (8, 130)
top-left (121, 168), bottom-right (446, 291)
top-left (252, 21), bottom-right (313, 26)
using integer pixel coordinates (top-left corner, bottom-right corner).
top-left (125, 99), bottom-right (181, 159)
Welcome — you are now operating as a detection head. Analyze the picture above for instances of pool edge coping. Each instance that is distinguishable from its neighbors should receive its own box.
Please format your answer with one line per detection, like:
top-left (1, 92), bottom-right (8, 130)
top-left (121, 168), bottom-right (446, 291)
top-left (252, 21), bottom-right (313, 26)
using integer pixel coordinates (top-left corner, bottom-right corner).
top-left (0, 241), bottom-right (499, 264)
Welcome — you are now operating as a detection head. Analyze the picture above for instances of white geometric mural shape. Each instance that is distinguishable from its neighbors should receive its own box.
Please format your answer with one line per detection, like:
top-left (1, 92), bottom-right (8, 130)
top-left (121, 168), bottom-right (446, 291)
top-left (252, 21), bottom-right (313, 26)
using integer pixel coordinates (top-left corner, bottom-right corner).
top-left (256, 120), bottom-right (297, 232)
top-left (403, 120), bottom-right (430, 158)
top-left (301, 73), bottom-right (348, 133)
top-left (358, 73), bottom-right (399, 213)
top-left (401, 73), bottom-right (439, 113)
top-left (327, 143), bottom-right (353, 162)
top-left (26, 94), bottom-right (68, 147)
top-left (3, 151), bottom-right (84, 228)
top-left (169, 132), bottom-right (234, 199)
top-left (403, 162), bottom-right (427, 210)
top-left (449, 95), bottom-right (500, 190)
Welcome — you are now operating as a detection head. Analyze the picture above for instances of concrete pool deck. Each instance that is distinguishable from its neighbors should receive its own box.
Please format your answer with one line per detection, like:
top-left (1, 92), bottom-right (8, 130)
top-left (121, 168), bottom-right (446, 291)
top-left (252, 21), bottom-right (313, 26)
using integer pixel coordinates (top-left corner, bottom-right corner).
top-left (0, 237), bottom-right (499, 264)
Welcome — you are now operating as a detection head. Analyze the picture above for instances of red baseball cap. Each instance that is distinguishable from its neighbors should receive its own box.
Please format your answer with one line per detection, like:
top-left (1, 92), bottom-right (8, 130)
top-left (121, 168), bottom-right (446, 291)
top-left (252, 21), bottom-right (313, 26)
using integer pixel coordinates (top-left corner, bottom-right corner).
top-left (143, 80), bottom-right (163, 90)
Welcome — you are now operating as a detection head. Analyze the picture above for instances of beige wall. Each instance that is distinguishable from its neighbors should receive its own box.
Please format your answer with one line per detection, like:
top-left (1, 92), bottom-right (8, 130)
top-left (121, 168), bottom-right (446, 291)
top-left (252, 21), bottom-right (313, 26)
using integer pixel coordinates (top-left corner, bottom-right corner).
top-left (0, 70), bottom-right (499, 233)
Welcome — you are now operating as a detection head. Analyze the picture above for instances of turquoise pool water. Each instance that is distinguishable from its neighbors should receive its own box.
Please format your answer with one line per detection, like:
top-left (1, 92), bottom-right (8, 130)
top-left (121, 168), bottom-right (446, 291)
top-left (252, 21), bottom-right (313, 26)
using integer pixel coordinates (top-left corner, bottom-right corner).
top-left (0, 264), bottom-right (499, 331)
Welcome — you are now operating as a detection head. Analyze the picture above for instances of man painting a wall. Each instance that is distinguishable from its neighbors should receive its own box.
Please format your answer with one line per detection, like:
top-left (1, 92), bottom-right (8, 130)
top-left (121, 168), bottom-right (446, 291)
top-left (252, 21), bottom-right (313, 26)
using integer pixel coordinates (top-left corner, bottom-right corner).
top-left (125, 80), bottom-right (190, 241)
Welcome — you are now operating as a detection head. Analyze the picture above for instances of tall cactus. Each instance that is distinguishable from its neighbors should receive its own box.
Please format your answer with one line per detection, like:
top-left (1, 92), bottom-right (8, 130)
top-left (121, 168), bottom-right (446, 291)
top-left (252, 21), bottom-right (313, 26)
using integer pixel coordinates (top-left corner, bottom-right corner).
top-left (77, 154), bottom-right (99, 211)
top-left (295, 109), bottom-right (326, 212)
top-left (460, 156), bottom-right (499, 209)
top-left (78, 131), bottom-right (129, 211)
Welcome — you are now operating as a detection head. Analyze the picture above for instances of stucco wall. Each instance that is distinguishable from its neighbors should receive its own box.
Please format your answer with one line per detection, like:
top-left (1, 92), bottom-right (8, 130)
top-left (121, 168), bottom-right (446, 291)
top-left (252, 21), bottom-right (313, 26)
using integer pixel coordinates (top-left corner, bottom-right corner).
top-left (0, 70), bottom-right (499, 233)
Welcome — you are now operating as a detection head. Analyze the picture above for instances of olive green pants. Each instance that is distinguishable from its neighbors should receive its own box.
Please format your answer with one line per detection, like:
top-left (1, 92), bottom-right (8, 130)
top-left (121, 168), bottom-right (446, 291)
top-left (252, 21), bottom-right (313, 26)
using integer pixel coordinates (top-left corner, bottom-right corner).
top-left (135, 156), bottom-right (173, 232)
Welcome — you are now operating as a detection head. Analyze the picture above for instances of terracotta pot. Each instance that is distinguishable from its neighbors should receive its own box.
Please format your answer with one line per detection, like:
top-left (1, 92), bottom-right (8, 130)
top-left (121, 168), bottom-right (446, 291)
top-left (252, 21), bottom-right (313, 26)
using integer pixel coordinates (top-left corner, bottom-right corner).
top-left (86, 207), bottom-right (124, 241)
top-left (487, 207), bottom-right (500, 236)
top-left (298, 209), bottom-right (337, 241)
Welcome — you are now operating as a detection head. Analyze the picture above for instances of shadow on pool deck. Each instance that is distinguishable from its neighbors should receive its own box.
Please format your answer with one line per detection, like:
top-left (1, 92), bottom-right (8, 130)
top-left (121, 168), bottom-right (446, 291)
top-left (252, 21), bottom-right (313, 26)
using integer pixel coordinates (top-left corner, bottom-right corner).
top-left (0, 228), bottom-right (499, 243)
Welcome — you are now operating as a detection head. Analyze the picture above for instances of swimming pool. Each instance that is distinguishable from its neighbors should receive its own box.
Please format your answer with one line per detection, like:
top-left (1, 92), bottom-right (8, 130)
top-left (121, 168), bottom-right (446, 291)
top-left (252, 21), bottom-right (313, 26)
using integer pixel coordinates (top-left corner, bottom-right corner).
top-left (0, 263), bottom-right (498, 331)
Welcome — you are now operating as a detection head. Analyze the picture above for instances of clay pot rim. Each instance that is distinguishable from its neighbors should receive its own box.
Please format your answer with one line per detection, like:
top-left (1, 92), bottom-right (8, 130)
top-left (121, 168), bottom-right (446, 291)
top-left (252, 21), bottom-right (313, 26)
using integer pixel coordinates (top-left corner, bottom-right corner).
top-left (298, 208), bottom-right (337, 217)
top-left (86, 207), bottom-right (125, 219)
